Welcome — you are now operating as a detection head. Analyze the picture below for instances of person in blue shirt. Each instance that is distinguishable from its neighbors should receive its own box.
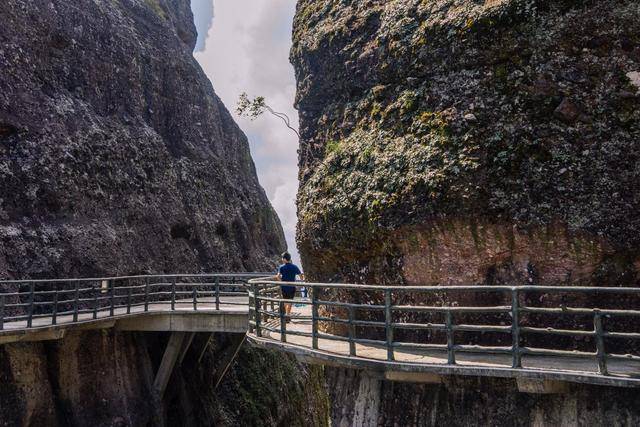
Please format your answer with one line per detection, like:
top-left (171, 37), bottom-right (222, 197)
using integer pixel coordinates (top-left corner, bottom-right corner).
top-left (277, 252), bottom-right (304, 317)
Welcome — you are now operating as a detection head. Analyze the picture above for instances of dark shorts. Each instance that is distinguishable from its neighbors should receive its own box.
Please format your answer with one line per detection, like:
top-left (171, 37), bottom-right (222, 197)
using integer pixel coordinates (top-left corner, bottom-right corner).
top-left (281, 286), bottom-right (296, 300)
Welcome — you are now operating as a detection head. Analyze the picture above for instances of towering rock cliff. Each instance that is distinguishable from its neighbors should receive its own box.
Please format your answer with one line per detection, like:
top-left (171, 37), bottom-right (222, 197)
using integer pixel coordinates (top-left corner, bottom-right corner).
top-left (0, 0), bottom-right (282, 278)
top-left (291, 0), bottom-right (640, 425)
top-left (0, 1), bottom-right (327, 425)
top-left (292, 0), bottom-right (640, 287)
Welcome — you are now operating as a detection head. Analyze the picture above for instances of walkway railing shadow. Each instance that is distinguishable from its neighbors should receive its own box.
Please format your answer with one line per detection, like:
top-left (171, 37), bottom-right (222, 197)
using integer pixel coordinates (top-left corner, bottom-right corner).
top-left (248, 279), bottom-right (640, 380)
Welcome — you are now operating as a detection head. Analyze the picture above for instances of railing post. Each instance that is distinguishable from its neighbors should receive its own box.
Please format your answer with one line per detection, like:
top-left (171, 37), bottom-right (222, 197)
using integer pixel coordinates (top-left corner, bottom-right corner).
top-left (93, 283), bottom-right (98, 320)
top-left (171, 277), bottom-right (176, 311)
top-left (511, 287), bottom-right (521, 368)
top-left (311, 286), bottom-right (318, 350)
top-left (348, 305), bottom-right (356, 356)
top-left (127, 286), bottom-right (132, 314)
top-left (248, 284), bottom-right (254, 333)
top-left (594, 311), bottom-right (608, 375)
top-left (385, 289), bottom-right (394, 361)
top-left (446, 310), bottom-right (455, 365)
top-left (144, 278), bottom-right (150, 312)
top-left (193, 286), bottom-right (198, 311)
top-left (27, 282), bottom-right (35, 328)
top-left (215, 277), bottom-right (220, 310)
top-left (73, 281), bottom-right (80, 322)
top-left (52, 286), bottom-right (58, 325)
top-left (109, 280), bottom-right (115, 317)
top-left (253, 284), bottom-right (262, 337)
top-left (0, 294), bottom-right (4, 330)
top-left (279, 300), bottom-right (287, 343)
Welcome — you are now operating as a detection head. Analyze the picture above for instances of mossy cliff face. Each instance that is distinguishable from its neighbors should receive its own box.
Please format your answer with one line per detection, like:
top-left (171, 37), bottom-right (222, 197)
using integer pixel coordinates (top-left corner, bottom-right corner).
top-left (292, 1), bottom-right (640, 424)
top-left (0, 0), bottom-right (327, 425)
top-left (292, 0), bottom-right (640, 286)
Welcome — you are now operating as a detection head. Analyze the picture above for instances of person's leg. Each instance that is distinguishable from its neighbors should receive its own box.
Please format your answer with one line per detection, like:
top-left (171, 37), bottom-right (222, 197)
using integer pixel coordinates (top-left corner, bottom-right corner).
top-left (282, 287), bottom-right (295, 317)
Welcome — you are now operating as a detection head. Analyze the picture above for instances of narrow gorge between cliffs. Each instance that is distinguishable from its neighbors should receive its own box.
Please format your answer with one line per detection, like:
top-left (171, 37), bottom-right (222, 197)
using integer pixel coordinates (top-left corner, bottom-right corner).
top-left (1, 1), bottom-right (640, 426)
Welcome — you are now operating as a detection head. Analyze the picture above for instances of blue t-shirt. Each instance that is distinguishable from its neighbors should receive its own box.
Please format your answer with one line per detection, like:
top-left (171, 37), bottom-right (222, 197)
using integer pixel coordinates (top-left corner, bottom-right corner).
top-left (279, 263), bottom-right (301, 281)
top-left (279, 263), bottom-right (302, 291)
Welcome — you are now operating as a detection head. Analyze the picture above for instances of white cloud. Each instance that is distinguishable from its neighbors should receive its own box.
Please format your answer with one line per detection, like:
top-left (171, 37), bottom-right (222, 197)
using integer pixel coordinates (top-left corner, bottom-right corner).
top-left (193, 0), bottom-right (301, 265)
top-left (190, 0), bottom-right (215, 52)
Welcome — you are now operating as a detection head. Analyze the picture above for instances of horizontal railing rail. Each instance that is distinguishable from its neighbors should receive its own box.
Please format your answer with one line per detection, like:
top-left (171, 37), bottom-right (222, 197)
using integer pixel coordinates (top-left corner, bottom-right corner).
top-left (0, 273), bottom-right (271, 331)
top-left (247, 278), bottom-right (640, 379)
top-left (5, 271), bottom-right (640, 383)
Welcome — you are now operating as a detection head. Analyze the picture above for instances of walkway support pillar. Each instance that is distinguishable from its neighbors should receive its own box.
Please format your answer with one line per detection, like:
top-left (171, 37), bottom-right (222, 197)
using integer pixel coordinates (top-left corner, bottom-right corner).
top-left (154, 332), bottom-right (188, 398)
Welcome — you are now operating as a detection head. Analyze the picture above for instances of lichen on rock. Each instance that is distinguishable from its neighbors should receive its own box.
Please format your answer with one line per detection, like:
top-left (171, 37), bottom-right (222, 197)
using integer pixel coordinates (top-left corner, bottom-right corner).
top-left (292, 0), bottom-right (640, 285)
top-left (292, 1), bottom-right (640, 423)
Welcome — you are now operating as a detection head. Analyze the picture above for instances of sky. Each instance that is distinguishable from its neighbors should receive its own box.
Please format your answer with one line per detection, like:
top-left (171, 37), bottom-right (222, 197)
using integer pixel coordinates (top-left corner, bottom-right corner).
top-left (190, 0), bottom-right (301, 264)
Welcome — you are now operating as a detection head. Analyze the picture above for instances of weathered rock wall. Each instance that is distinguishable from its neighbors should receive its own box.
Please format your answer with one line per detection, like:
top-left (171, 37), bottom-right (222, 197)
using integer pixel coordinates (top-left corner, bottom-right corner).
top-left (292, 0), bottom-right (640, 286)
top-left (0, 0), bottom-right (283, 278)
top-left (291, 0), bottom-right (640, 424)
top-left (325, 368), bottom-right (640, 427)
top-left (0, 0), bottom-right (327, 425)
top-left (0, 331), bottom-right (328, 427)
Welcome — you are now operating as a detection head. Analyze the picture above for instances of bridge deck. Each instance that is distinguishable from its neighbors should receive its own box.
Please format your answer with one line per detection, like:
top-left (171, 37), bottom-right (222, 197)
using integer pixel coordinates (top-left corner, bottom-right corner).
top-left (0, 296), bottom-right (249, 344)
top-left (251, 304), bottom-right (640, 388)
top-left (3, 274), bottom-right (640, 389)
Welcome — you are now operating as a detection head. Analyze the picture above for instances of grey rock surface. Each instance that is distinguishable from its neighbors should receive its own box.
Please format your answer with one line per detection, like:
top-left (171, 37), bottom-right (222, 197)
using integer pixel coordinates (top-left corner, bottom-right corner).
top-left (0, 0), bottom-right (285, 279)
top-left (0, 1), bottom-right (332, 426)
top-left (291, 1), bottom-right (640, 425)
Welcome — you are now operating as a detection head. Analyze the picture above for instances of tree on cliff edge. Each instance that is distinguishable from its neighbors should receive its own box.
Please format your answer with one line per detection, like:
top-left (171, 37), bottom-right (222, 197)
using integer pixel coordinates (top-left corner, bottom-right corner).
top-left (237, 92), bottom-right (300, 137)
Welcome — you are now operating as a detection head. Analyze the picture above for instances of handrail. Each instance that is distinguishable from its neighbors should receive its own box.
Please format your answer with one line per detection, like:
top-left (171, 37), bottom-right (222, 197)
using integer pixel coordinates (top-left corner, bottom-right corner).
top-left (247, 277), bottom-right (640, 381)
top-left (0, 273), bottom-right (266, 333)
top-left (249, 278), bottom-right (640, 293)
top-left (0, 272), bottom-right (272, 285)
top-left (4, 273), bottom-right (640, 385)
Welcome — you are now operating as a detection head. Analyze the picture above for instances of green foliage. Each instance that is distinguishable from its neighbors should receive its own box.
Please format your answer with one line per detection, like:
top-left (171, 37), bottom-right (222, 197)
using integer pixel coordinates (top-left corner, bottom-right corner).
top-left (370, 102), bottom-right (382, 119)
top-left (144, 0), bottom-right (166, 19)
top-left (399, 91), bottom-right (418, 115)
top-left (237, 93), bottom-right (300, 137)
top-left (237, 92), bottom-right (268, 120)
top-left (325, 139), bottom-right (341, 155)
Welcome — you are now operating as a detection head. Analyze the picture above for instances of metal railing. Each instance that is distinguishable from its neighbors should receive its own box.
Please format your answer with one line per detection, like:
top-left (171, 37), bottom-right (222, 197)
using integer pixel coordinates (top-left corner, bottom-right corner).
top-left (0, 273), bottom-right (268, 331)
top-left (247, 279), bottom-right (640, 378)
top-left (4, 272), bottom-right (639, 380)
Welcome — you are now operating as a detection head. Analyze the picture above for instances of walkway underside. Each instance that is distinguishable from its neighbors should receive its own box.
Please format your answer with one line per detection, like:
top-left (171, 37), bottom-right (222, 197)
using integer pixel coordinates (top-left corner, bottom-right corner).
top-left (247, 306), bottom-right (640, 389)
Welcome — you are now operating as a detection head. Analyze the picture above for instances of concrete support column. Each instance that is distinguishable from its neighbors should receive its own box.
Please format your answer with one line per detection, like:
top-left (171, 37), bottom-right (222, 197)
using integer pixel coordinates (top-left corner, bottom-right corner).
top-left (178, 332), bottom-right (196, 365)
top-left (154, 332), bottom-right (188, 398)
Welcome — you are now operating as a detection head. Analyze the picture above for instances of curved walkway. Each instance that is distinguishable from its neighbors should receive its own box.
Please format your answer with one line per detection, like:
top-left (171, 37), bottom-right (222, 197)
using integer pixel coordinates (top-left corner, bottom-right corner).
top-left (246, 278), bottom-right (640, 388)
top-left (2, 274), bottom-right (640, 388)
